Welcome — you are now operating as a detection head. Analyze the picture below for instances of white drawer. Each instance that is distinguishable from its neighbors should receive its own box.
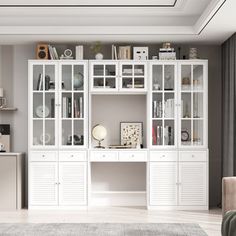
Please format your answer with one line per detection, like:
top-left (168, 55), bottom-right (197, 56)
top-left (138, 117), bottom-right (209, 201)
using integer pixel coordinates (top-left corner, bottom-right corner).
top-left (119, 151), bottom-right (147, 162)
top-left (150, 151), bottom-right (177, 162)
top-left (30, 152), bottom-right (57, 162)
top-left (90, 151), bottom-right (118, 162)
top-left (179, 151), bottom-right (207, 162)
top-left (59, 151), bottom-right (86, 162)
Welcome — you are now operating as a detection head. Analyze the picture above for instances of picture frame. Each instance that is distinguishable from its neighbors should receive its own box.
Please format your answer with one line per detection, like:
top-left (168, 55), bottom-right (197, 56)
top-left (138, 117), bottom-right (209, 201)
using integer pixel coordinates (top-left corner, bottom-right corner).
top-left (120, 122), bottom-right (143, 147)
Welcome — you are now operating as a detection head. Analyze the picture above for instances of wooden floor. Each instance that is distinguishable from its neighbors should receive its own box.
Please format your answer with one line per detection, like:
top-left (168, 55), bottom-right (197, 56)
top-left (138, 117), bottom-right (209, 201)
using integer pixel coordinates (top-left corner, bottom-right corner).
top-left (0, 207), bottom-right (222, 236)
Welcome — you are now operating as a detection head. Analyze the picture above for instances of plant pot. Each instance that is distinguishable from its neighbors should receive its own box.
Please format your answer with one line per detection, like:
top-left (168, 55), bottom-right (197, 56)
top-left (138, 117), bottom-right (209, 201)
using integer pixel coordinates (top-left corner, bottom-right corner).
top-left (95, 53), bottom-right (103, 60)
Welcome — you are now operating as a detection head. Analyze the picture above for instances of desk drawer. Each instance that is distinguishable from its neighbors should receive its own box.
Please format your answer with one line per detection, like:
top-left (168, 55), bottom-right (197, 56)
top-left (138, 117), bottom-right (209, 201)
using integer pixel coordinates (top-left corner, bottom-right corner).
top-left (59, 151), bottom-right (86, 162)
top-left (179, 151), bottom-right (207, 162)
top-left (150, 151), bottom-right (177, 162)
top-left (90, 151), bottom-right (118, 162)
top-left (30, 152), bottom-right (57, 162)
top-left (119, 151), bottom-right (147, 162)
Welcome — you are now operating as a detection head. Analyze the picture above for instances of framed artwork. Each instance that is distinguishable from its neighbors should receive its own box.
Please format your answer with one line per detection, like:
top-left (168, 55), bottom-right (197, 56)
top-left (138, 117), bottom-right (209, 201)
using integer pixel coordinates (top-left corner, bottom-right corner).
top-left (120, 122), bottom-right (143, 147)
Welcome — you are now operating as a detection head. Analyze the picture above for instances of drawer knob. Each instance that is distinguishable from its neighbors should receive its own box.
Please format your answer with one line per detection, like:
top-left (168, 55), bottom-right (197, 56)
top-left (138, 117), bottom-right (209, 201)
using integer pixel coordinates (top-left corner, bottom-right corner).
top-left (102, 155), bottom-right (106, 157)
top-left (162, 155), bottom-right (165, 158)
top-left (131, 154), bottom-right (134, 157)
top-left (192, 155), bottom-right (195, 158)
top-left (42, 155), bottom-right (45, 157)
top-left (71, 155), bottom-right (74, 157)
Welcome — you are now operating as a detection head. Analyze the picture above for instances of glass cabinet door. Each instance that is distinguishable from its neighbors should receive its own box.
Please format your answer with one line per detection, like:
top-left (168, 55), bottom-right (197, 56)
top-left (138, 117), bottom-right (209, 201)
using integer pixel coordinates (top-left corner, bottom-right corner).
top-left (60, 62), bottom-right (87, 148)
top-left (180, 63), bottom-right (205, 147)
top-left (151, 63), bottom-right (177, 147)
top-left (32, 63), bottom-right (57, 147)
top-left (91, 62), bottom-right (118, 91)
top-left (120, 62), bottom-right (147, 91)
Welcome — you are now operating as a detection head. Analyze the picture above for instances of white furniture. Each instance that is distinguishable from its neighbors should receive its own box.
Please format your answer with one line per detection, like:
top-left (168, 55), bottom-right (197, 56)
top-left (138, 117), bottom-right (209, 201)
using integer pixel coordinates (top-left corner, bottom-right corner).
top-left (28, 60), bottom-right (88, 209)
top-left (28, 59), bottom-right (208, 210)
top-left (0, 153), bottom-right (24, 210)
top-left (90, 60), bottom-right (147, 93)
top-left (148, 60), bottom-right (208, 209)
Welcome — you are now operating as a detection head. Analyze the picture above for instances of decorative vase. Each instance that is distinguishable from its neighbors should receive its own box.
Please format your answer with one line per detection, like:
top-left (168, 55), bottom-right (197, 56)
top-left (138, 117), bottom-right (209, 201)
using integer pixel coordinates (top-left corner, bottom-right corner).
top-left (95, 53), bottom-right (103, 60)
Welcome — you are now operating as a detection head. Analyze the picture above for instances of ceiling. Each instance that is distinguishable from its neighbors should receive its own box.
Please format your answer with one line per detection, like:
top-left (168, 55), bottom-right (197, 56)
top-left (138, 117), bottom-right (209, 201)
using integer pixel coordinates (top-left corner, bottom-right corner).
top-left (0, 0), bottom-right (233, 44)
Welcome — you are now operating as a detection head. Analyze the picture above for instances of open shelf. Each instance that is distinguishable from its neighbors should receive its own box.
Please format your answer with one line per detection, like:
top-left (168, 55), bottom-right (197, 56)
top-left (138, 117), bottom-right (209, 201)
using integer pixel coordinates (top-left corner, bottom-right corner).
top-left (0, 107), bottom-right (17, 111)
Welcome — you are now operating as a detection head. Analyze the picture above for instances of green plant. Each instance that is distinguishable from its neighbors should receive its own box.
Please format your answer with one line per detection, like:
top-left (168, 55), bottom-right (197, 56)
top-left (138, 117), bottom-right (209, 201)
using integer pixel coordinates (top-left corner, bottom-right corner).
top-left (90, 41), bottom-right (102, 54)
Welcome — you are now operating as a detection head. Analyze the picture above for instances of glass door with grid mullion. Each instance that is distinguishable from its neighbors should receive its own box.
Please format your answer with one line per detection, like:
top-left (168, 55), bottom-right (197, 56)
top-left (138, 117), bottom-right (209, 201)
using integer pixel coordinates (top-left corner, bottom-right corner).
top-left (180, 63), bottom-right (205, 147)
top-left (92, 62), bottom-right (118, 91)
top-left (60, 62), bottom-right (86, 148)
top-left (151, 63), bottom-right (177, 148)
top-left (32, 63), bottom-right (57, 148)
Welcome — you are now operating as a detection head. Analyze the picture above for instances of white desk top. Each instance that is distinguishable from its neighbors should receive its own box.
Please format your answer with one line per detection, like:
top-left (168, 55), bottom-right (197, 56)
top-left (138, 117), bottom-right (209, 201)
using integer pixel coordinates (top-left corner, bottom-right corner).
top-left (0, 152), bottom-right (24, 156)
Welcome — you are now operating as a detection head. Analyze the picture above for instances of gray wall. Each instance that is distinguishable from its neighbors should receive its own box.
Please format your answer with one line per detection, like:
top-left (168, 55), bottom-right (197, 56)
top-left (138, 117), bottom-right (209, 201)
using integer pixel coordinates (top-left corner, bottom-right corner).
top-left (0, 43), bottom-right (222, 208)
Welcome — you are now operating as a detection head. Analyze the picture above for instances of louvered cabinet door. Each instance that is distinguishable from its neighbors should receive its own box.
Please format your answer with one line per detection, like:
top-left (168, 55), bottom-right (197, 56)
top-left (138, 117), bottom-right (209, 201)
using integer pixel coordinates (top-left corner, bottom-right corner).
top-left (59, 162), bottom-right (87, 206)
top-left (150, 162), bottom-right (178, 206)
top-left (29, 162), bottom-right (58, 206)
top-left (179, 162), bottom-right (207, 206)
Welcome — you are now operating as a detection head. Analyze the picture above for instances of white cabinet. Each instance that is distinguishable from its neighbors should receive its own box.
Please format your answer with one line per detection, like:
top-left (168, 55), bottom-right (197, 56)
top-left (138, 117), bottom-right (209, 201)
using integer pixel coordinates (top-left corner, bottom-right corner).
top-left (29, 162), bottom-right (58, 206)
top-left (29, 60), bottom-right (88, 209)
top-left (150, 162), bottom-right (178, 206)
top-left (90, 60), bottom-right (147, 93)
top-left (29, 153), bottom-right (87, 208)
top-left (59, 162), bottom-right (87, 206)
top-left (150, 60), bottom-right (208, 149)
top-left (179, 162), bottom-right (207, 206)
top-left (149, 151), bottom-right (208, 209)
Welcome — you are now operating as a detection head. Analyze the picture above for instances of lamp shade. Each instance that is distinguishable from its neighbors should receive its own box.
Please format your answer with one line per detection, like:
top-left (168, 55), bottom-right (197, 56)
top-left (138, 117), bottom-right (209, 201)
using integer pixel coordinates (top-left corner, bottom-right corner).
top-left (92, 124), bottom-right (107, 141)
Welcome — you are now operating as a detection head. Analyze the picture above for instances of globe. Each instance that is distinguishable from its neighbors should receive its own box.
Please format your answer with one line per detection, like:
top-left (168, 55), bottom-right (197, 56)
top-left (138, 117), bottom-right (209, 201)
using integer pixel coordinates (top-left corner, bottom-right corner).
top-left (92, 124), bottom-right (107, 141)
top-left (74, 73), bottom-right (83, 90)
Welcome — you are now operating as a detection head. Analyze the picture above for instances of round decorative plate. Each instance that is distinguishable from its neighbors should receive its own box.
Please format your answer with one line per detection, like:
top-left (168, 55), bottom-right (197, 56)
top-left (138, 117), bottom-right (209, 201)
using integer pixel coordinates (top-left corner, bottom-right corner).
top-left (35, 105), bottom-right (50, 118)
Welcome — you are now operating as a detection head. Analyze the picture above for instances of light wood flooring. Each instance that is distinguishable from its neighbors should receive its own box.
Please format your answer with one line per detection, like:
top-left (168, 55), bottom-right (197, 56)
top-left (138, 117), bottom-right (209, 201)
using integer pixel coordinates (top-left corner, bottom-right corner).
top-left (0, 207), bottom-right (222, 236)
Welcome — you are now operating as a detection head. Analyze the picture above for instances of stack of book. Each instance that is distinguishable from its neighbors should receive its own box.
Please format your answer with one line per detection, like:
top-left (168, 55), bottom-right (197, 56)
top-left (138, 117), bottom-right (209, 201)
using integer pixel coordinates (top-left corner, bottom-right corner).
top-left (152, 125), bottom-right (173, 145)
top-left (36, 74), bottom-right (51, 90)
top-left (48, 45), bottom-right (59, 60)
top-left (159, 47), bottom-right (176, 60)
top-left (62, 96), bottom-right (83, 118)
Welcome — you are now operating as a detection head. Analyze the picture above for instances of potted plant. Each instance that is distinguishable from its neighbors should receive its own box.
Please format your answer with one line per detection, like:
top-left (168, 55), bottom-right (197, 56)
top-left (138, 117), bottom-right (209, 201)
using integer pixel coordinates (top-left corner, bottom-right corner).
top-left (90, 41), bottom-right (103, 60)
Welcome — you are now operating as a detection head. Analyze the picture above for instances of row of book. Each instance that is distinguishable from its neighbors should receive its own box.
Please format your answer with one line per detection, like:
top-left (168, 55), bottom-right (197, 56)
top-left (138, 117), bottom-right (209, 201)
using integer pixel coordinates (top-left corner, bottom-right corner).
top-left (48, 45), bottom-right (59, 60)
top-left (153, 99), bottom-right (175, 118)
top-left (36, 74), bottom-right (51, 91)
top-left (112, 45), bottom-right (131, 60)
top-left (152, 125), bottom-right (174, 145)
top-left (62, 96), bottom-right (83, 118)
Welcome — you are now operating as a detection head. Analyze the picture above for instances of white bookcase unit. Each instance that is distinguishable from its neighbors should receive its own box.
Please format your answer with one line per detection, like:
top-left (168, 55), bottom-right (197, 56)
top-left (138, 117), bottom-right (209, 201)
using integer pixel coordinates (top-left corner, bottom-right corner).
top-left (28, 59), bottom-right (208, 210)
top-left (28, 60), bottom-right (88, 209)
top-left (90, 60), bottom-right (147, 93)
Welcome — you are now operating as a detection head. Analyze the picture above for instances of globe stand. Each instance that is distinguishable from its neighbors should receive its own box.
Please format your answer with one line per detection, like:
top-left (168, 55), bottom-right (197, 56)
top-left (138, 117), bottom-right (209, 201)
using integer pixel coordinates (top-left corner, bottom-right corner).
top-left (94, 139), bottom-right (105, 149)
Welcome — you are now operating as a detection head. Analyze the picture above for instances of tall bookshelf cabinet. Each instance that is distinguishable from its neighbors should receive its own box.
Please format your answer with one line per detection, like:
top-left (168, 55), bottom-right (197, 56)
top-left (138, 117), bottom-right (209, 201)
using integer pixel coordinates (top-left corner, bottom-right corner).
top-left (28, 60), bottom-right (88, 208)
top-left (28, 59), bottom-right (208, 210)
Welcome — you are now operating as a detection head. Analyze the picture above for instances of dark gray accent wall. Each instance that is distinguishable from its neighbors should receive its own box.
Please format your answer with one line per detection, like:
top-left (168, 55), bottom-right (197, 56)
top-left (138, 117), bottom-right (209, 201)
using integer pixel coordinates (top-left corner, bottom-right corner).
top-left (0, 44), bottom-right (222, 208)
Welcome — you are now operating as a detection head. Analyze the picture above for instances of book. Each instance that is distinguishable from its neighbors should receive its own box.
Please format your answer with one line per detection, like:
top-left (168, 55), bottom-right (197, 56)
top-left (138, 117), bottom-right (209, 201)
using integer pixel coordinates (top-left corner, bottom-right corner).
top-left (53, 47), bottom-right (59, 60)
top-left (36, 73), bottom-right (43, 90)
top-left (63, 97), bottom-right (67, 118)
top-left (51, 98), bottom-right (55, 118)
top-left (79, 97), bottom-right (83, 118)
top-left (74, 99), bottom-right (78, 118)
top-left (153, 101), bottom-right (157, 118)
top-left (118, 46), bottom-right (131, 60)
top-left (76, 45), bottom-right (83, 60)
top-left (68, 97), bottom-right (72, 118)
top-left (45, 75), bottom-right (50, 90)
top-left (48, 45), bottom-right (55, 60)
top-left (152, 126), bottom-right (157, 145)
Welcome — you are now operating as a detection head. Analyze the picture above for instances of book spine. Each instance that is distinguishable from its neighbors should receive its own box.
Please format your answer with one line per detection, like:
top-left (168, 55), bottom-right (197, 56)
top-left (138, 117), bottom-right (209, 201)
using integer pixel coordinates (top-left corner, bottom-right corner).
top-left (152, 126), bottom-right (157, 145)
top-left (68, 97), bottom-right (71, 118)
top-left (51, 98), bottom-right (55, 118)
top-left (79, 97), bottom-right (83, 118)
top-left (63, 97), bottom-right (67, 118)
top-left (153, 101), bottom-right (157, 118)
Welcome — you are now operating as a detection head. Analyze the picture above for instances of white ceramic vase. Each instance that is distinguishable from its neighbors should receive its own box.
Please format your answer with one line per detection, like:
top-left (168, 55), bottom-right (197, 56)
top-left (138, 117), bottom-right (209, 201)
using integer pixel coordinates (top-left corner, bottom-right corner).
top-left (95, 53), bottom-right (103, 60)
